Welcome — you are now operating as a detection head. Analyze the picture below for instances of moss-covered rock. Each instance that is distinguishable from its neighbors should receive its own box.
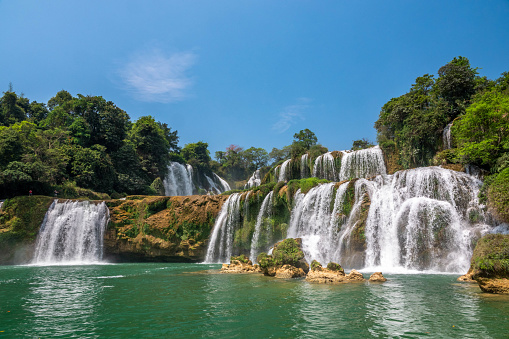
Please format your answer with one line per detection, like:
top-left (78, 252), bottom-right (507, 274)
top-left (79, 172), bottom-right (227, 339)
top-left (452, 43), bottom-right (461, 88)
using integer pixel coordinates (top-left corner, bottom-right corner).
top-left (470, 234), bottom-right (509, 294)
top-left (104, 194), bottom-right (229, 262)
top-left (0, 196), bottom-right (54, 264)
top-left (257, 238), bottom-right (306, 276)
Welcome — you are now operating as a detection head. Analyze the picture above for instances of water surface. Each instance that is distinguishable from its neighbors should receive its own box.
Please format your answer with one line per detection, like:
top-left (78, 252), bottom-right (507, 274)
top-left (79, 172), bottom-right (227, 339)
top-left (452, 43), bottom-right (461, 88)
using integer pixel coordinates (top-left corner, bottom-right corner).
top-left (1, 263), bottom-right (508, 338)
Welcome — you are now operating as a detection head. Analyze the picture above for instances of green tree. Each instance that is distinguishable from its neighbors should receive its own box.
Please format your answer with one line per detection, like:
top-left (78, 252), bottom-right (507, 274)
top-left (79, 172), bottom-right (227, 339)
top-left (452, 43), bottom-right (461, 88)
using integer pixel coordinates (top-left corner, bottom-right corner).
top-left (181, 141), bottom-right (211, 170)
top-left (352, 138), bottom-right (374, 151)
top-left (0, 91), bottom-right (27, 126)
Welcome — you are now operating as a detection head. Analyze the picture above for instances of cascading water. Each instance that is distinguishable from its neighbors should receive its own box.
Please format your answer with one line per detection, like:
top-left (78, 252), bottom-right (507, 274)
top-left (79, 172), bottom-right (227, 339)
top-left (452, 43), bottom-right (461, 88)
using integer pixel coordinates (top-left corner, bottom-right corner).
top-left (244, 170), bottom-right (261, 189)
top-left (300, 154), bottom-right (310, 179)
top-left (278, 159), bottom-right (291, 182)
top-left (204, 193), bottom-right (242, 263)
top-left (338, 146), bottom-right (386, 181)
top-left (312, 152), bottom-right (336, 181)
top-left (164, 162), bottom-right (194, 196)
top-left (33, 200), bottom-right (110, 265)
top-left (364, 167), bottom-right (489, 273)
top-left (249, 191), bottom-right (274, 262)
top-left (443, 122), bottom-right (453, 150)
top-left (204, 174), bottom-right (231, 194)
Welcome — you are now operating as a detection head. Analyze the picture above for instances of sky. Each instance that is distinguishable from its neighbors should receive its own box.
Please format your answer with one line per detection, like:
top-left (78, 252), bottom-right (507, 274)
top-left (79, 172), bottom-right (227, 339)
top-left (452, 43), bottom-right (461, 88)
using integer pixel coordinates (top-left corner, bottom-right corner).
top-left (1, 0), bottom-right (508, 156)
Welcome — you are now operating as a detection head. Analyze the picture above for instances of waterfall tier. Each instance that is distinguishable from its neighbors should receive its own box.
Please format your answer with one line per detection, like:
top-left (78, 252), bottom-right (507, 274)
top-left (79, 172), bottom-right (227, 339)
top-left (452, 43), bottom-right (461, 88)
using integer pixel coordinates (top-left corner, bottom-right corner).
top-left (164, 162), bottom-right (194, 196)
top-left (244, 170), bottom-right (262, 189)
top-left (33, 200), bottom-right (110, 265)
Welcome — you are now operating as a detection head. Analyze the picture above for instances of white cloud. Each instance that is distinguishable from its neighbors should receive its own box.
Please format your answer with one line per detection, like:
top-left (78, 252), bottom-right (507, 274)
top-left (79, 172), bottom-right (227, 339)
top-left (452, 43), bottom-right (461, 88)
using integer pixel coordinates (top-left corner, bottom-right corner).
top-left (119, 49), bottom-right (197, 103)
top-left (272, 98), bottom-right (311, 133)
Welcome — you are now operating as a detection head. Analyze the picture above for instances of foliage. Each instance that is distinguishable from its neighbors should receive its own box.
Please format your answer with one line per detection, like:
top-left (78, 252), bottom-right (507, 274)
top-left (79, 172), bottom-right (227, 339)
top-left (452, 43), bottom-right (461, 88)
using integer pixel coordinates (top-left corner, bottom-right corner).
top-left (487, 168), bottom-right (509, 223)
top-left (311, 260), bottom-right (322, 271)
top-left (471, 234), bottom-right (509, 278)
top-left (351, 138), bottom-right (374, 151)
top-left (230, 254), bottom-right (250, 264)
top-left (326, 262), bottom-right (344, 272)
top-left (452, 91), bottom-right (509, 168)
top-left (271, 238), bottom-right (305, 267)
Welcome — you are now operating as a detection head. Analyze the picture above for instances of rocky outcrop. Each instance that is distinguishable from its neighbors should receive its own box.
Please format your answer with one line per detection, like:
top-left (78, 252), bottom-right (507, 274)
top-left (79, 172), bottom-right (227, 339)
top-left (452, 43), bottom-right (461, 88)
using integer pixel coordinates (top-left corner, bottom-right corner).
top-left (346, 269), bottom-right (365, 281)
top-left (275, 265), bottom-right (306, 279)
top-left (469, 234), bottom-right (509, 294)
top-left (369, 272), bottom-right (387, 282)
top-left (105, 195), bottom-right (229, 262)
top-left (457, 268), bottom-right (476, 283)
top-left (221, 259), bottom-right (261, 274)
top-left (306, 267), bottom-right (346, 284)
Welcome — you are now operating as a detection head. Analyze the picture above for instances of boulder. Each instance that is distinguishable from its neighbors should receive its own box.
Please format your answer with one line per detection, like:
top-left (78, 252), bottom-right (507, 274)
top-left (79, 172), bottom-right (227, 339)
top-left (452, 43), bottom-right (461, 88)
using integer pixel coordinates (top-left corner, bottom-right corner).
top-left (346, 269), bottom-right (365, 281)
top-left (469, 234), bottom-right (509, 294)
top-left (369, 272), bottom-right (387, 282)
top-left (275, 264), bottom-right (306, 279)
top-left (221, 259), bottom-right (261, 274)
top-left (457, 269), bottom-right (476, 283)
top-left (306, 268), bottom-right (346, 284)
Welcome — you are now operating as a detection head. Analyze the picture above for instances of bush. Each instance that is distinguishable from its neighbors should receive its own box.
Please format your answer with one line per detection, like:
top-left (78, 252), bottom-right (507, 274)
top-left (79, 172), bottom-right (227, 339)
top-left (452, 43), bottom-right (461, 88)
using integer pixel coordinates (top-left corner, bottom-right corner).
top-left (326, 262), bottom-right (344, 272)
top-left (231, 254), bottom-right (250, 264)
top-left (311, 260), bottom-right (322, 271)
top-left (272, 238), bottom-right (304, 267)
top-left (471, 234), bottom-right (509, 278)
top-left (488, 168), bottom-right (509, 223)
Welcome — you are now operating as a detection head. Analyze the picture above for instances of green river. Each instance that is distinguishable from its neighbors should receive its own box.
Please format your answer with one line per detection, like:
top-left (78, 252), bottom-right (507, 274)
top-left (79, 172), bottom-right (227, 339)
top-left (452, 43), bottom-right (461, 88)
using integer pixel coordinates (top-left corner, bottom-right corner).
top-left (1, 263), bottom-right (508, 338)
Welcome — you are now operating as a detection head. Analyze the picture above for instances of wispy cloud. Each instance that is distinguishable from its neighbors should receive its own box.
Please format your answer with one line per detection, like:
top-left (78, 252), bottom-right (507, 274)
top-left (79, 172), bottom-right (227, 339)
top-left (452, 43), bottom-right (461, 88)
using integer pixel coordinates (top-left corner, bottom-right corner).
top-left (272, 98), bottom-right (311, 133)
top-left (118, 49), bottom-right (197, 103)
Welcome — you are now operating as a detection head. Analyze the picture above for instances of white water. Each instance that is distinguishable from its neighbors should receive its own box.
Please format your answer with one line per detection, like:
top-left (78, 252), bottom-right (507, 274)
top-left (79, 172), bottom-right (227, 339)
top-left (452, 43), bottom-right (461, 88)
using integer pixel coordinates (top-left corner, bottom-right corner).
top-left (249, 191), bottom-right (274, 262)
top-left (163, 162), bottom-right (194, 196)
top-left (364, 167), bottom-right (488, 273)
top-left (443, 122), bottom-right (453, 150)
top-left (312, 152), bottom-right (336, 181)
top-left (244, 169), bottom-right (261, 189)
top-left (339, 146), bottom-right (386, 181)
top-left (33, 200), bottom-right (110, 265)
top-left (204, 193), bottom-right (242, 263)
top-left (300, 154), bottom-right (310, 178)
top-left (283, 166), bottom-right (492, 273)
top-left (204, 174), bottom-right (231, 194)
top-left (278, 159), bottom-right (291, 182)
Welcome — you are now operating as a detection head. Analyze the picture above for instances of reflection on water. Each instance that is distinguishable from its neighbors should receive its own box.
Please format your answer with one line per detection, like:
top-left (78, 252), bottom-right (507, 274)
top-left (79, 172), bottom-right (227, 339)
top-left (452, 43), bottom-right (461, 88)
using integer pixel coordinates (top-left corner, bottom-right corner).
top-left (22, 266), bottom-right (102, 338)
top-left (1, 264), bottom-right (509, 338)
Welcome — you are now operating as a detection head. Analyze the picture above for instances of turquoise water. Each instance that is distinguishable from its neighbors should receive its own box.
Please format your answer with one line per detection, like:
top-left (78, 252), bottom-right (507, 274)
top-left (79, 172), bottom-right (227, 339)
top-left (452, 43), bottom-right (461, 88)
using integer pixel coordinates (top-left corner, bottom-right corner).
top-left (1, 263), bottom-right (508, 338)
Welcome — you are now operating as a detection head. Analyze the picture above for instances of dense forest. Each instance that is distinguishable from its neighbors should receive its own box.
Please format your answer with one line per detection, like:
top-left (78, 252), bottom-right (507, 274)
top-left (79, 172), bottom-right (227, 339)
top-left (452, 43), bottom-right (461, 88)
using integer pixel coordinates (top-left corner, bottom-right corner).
top-left (1, 56), bottom-right (508, 224)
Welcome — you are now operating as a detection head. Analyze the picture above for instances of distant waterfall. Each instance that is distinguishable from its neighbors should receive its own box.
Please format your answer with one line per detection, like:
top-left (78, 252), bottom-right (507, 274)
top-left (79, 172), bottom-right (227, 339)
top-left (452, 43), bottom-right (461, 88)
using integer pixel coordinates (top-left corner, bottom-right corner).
top-left (204, 173), bottom-right (231, 194)
top-left (443, 122), bottom-right (453, 150)
top-left (204, 193), bottom-right (242, 263)
top-left (312, 152), bottom-right (336, 181)
top-left (364, 167), bottom-right (488, 273)
top-left (164, 162), bottom-right (194, 196)
top-left (278, 159), bottom-right (291, 182)
top-left (244, 170), bottom-right (261, 189)
top-left (339, 146), bottom-right (386, 181)
top-left (33, 200), bottom-right (110, 265)
top-left (300, 154), bottom-right (310, 179)
top-left (249, 192), bottom-right (274, 262)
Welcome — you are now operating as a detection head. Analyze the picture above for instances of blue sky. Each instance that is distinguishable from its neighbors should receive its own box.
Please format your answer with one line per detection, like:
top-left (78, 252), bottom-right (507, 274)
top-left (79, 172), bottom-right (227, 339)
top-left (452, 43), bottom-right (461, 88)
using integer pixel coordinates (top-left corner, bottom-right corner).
top-left (1, 1), bottom-right (508, 156)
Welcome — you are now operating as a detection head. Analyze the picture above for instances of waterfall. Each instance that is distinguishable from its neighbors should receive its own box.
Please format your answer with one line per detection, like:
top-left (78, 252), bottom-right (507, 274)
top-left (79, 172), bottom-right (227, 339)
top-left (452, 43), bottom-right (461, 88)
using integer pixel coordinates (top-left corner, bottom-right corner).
top-left (278, 159), bottom-right (291, 182)
top-left (204, 174), bottom-right (231, 194)
top-left (339, 146), bottom-right (386, 181)
top-left (249, 191), bottom-right (274, 262)
top-left (163, 162), bottom-right (194, 196)
top-left (204, 193), bottom-right (242, 263)
top-left (33, 200), bottom-right (110, 265)
top-left (287, 183), bottom-right (336, 264)
top-left (443, 122), bottom-right (453, 150)
top-left (300, 154), bottom-right (310, 179)
top-left (364, 167), bottom-right (489, 273)
top-left (244, 169), bottom-right (261, 189)
top-left (312, 152), bottom-right (336, 181)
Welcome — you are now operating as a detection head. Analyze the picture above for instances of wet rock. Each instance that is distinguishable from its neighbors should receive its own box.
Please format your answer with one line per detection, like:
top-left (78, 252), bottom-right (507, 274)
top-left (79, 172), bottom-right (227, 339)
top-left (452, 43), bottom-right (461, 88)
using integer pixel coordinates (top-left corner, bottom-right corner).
top-left (221, 259), bottom-right (261, 274)
top-left (346, 269), bottom-right (365, 281)
top-left (476, 277), bottom-right (509, 294)
top-left (369, 272), bottom-right (387, 282)
top-left (275, 264), bottom-right (306, 279)
top-left (457, 269), bottom-right (475, 283)
top-left (306, 267), bottom-right (346, 284)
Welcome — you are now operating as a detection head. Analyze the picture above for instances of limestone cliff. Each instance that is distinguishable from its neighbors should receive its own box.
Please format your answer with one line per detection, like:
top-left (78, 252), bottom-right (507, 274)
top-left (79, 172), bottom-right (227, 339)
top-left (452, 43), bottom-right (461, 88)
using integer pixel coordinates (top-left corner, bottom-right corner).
top-left (105, 195), bottom-right (229, 262)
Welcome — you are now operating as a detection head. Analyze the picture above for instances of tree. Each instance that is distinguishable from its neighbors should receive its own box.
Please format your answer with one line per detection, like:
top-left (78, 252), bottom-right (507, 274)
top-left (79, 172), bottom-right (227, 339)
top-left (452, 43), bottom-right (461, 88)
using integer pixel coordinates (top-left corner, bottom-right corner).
top-left (181, 141), bottom-right (211, 168)
top-left (243, 147), bottom-right (269, 172)
top-left (269, 146), bottom-right (291, 165)
top-left (352, 138), bottom-right (374, 151)
top-left (0, 91), bottom-right (27, 126)
top-left (129, 116), bottom-right (172, 179)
